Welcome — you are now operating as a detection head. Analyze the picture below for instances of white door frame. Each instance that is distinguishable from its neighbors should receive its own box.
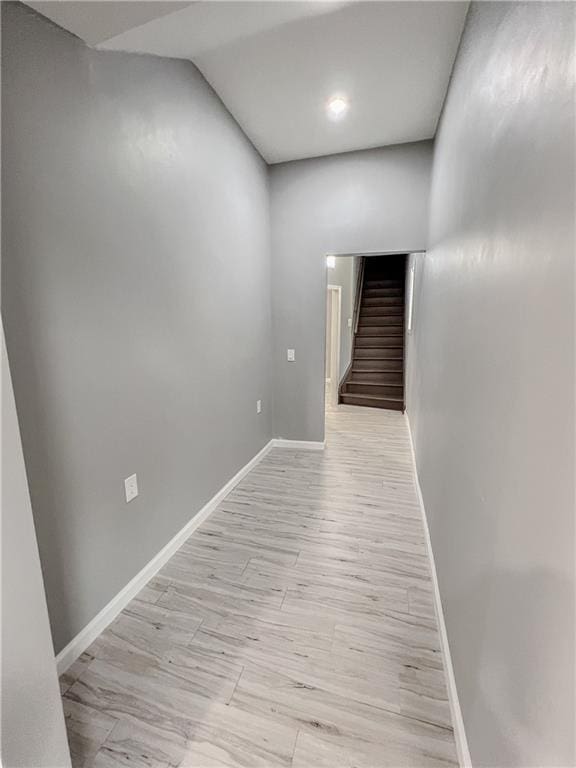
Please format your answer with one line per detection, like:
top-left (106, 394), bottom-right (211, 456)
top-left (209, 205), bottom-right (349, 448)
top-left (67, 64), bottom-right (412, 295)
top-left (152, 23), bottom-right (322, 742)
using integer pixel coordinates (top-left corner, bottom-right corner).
top-left (326, 284), bottom-right (342, 407)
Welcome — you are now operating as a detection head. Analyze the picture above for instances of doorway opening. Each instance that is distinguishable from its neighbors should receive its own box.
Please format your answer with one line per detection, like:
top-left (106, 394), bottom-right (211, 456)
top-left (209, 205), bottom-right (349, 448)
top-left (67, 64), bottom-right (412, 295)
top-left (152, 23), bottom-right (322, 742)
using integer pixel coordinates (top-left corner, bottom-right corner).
top-left (324, 252), bottom-right (418, 432)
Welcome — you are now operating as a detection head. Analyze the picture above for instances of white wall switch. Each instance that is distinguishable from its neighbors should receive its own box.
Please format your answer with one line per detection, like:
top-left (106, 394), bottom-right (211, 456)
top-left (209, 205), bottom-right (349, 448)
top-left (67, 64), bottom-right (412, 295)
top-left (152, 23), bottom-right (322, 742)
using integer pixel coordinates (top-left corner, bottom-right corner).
top-left (348, 317), bottom-right (352, 328)
top-left (256, 399), bottom-right (262, 414)
top-left (124, 473), bottom-right (138, 503)
top-left (287, 349), bottom-right (295, 362)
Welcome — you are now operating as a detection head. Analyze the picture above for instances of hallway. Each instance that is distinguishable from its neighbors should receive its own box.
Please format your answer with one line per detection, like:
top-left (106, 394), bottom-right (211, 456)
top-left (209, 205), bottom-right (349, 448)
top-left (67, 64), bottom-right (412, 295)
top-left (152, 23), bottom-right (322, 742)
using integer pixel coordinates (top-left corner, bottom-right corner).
top-left (60, 405), bottom-right (457, 768)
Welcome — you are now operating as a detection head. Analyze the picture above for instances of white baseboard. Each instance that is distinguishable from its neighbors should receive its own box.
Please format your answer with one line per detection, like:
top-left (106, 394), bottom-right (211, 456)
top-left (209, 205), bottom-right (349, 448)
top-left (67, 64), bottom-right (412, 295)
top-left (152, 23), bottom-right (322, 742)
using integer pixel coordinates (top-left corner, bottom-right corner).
top-left (55, 436), bottom-right (327, 676)
top-left (405, 414), bottom-right (472, 768)
top-left (272, 439), bottom-right (326, 450)
top-left (56, 438), bottom-right (276, 675)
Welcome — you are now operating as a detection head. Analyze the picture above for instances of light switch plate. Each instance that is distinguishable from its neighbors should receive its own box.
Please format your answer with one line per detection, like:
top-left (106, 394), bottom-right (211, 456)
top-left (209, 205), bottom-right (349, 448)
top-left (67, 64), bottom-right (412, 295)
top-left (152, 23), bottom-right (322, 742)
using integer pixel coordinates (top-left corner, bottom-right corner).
top-left (256, 399), bottom-right (262, 414)
top-left (124, 473), bottom-right (138, 503)
top-left (287, 349), bottom-right (295, 362)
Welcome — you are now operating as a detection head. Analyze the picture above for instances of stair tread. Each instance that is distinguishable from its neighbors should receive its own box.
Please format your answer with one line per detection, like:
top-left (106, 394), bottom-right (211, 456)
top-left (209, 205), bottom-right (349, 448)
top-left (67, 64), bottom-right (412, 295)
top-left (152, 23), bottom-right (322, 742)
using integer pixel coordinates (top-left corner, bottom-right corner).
top-left (347, 381), bottom-right (403, 388)
top-left (343, 393), bottom-right (403, 401)
top-left (360, 308), bottom-right (405, 313)
top-left (363, 286), bottom-right (404, 298)
top-left (357, 332), bottom-right (403, 337)
top-left (340, 393), bottom-right (404, 410)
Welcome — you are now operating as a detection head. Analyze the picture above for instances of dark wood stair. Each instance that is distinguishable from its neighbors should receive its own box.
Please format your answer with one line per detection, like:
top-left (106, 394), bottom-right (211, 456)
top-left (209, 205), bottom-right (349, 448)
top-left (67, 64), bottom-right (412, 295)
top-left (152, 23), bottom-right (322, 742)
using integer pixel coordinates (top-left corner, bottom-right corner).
top-left (339, 254), bottom-right (407, 411)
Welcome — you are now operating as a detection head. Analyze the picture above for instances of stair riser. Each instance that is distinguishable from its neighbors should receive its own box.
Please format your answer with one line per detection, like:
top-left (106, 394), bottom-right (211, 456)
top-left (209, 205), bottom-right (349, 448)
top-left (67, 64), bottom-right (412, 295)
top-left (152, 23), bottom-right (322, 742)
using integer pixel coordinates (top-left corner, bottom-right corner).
top-left (353, 359), bottom-right (403, 371)
top-left (340, 394), bottom-right (404, 411)
top-left (360, 306), bottom-right (405, 317)
top-left (362, 297), bottom-right (404, 307)
top-left (355, 336), bottom-right (402, 350)
top-left (358, 316), bottom-right (404, 327)
top-left (355, 347), bottom-right (404, 359)
top-left (344, 382), bottom-right (404, 398)
top-left (350, 371), bottom-right (403, 385)
top-left (364, 279), bottom-right (404, 289)
top-left (363, 289), bottom-right (404, 298)
top-left (356, 328), bottom-right (404, 339)
top-left (355, 343), bottom-right (403, 353)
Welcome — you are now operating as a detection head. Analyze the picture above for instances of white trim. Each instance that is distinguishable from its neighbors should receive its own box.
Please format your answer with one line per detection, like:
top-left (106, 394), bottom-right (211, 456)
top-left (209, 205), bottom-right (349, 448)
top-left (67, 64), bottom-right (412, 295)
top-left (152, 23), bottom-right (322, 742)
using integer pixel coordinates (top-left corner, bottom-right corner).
top-left (272, 439), bottom-right (325, 450)
top-left (326, 249), bottom-right (426, 259)
top-left (405, 414), bottom-right (472, 768)
top-left (56, 438), bottom-right (276, 675)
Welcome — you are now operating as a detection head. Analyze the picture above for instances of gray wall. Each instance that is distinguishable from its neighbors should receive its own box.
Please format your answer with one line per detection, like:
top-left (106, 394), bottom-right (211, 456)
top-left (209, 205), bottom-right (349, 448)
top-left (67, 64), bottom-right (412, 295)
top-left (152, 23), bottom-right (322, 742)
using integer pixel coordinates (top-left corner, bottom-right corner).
top-left (408, 3), bottom-right (575, 766)
top-left (270, 142), bottom-right (432, 441)
top-left (405, 251), bottom-right (425, 424)
top-left (2, 2), bottom-right (272, 654)
top-left (327, 256), bottom-right (357, 383)
top-left (2, 326), bottom-right (71, 767)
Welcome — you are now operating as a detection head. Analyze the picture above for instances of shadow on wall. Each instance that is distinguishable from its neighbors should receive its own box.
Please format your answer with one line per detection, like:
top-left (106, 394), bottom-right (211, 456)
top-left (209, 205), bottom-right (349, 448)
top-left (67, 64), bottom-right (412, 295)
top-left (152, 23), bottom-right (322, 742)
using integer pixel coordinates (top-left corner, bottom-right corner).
top-left (451, 566), bottom-right (574, 767)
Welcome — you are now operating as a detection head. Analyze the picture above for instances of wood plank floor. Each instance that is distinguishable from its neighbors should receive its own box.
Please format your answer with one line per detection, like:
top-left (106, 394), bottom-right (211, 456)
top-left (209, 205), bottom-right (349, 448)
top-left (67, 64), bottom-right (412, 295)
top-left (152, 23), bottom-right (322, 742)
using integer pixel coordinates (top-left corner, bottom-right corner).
top-left (60, 404), bottom-right (458, 768)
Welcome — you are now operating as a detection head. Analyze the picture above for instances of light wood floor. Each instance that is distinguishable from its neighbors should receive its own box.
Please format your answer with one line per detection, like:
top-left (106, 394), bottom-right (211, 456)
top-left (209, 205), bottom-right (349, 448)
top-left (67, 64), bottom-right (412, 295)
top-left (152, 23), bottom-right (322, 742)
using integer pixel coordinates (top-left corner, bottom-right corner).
top-left (60, 404), bottom-right (457, 768)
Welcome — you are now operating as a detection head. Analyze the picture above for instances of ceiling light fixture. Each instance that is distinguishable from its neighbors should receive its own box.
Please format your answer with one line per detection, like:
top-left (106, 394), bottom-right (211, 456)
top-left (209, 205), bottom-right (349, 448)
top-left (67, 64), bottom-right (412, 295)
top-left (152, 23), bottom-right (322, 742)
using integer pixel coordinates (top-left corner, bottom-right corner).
top-left (327, 95), bottom-right (349, 120)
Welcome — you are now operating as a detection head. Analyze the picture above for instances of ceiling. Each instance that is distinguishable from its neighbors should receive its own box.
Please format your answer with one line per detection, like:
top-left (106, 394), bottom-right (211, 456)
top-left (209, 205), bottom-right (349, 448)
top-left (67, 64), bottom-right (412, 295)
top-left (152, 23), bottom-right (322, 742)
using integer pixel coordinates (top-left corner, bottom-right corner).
top-left (25, 1), bottom-right (469, 164)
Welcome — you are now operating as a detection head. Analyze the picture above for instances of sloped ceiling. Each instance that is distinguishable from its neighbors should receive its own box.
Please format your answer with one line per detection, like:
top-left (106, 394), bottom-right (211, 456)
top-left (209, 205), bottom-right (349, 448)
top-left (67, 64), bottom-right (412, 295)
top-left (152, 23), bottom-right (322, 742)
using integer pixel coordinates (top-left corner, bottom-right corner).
top-left (25, 1), bottom-right (469, 163)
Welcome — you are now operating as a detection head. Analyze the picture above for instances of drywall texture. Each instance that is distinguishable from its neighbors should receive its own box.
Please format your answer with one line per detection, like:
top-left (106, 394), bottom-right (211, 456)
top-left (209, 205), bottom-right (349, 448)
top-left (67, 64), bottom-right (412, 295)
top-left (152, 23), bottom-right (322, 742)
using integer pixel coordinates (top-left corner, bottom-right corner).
top-left (2, 329), bottom-right (71, 767)
top-left (270, 142), bottom-right (432, 441)
top-left (2, 2), bottom-right (272, 654)
top-left (408, 3), bottom-right (575, 766)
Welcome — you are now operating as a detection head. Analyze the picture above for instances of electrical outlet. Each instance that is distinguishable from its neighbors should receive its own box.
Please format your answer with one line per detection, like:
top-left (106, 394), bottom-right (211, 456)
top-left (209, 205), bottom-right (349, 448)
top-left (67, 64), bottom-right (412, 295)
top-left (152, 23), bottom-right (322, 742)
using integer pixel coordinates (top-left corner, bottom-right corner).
top-left (124, 473), bottom-right (138, 503)
top-left (256, 399), bottom-right (262, 414)
top-left (287, 349), bottom-right (295, 362)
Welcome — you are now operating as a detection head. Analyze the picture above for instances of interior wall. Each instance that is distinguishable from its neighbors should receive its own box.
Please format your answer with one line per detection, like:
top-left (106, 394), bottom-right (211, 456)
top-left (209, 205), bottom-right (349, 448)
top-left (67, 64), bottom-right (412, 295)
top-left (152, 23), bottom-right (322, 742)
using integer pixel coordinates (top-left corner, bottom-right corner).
top-left (2, 2), bottom-right (273, 654)
top-left (270, 142), bottom-right (432, 441)
top-left (408, 3), bottom-right (575, 766)
top-left (404, 251), bottom-right (425, 423)
top-left (327, 256), bottom-right (356, 383)
top-left (1, 329), bottom-right (71, 767)
top-left (325, 291), bottom-right (332, 379)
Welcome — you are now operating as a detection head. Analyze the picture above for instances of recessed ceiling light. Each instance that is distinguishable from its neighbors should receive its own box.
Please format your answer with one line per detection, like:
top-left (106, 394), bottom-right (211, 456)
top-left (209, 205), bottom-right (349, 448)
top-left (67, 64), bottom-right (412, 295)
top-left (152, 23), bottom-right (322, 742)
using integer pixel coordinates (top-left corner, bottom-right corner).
top-left (327, 96), bottom-right (349, 120)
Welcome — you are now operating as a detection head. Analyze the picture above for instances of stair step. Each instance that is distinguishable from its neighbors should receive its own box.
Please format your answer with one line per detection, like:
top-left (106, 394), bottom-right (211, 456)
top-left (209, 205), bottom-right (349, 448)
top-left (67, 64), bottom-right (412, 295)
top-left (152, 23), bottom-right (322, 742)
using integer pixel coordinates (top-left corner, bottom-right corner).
top-left (353, 359), bottom-right (403, 371)
top-left (363, 288), bottom-right (404, 298)
top-left (355, 347), bottom-right (404, 359)
top-left (360, 305), bottom-right (405, 317)
top-left (364, 277), bottom-right (404, 288)
top-left (355, 339), bottom-right (403, 349)
top-left (358, 316), bottom-right (404, 327)
top-left (343, 382), bottom-right (404, 398)
top-left (350, 370), bottom-right (403, 385)
top-left (356, 326), bottom-right (403, 338)
top-left (339, 393), bottom-right (404, 411)
top-left (356, 339), bottom-right (404, 352)
top-left (362, 296), bottom-right (404, 307)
